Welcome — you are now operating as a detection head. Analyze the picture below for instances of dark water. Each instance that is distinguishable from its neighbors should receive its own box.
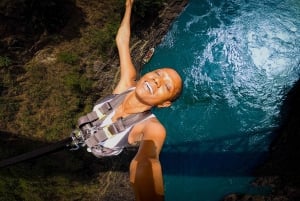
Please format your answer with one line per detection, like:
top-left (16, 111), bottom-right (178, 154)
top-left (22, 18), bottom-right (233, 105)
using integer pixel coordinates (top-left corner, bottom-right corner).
top-left (142, 0), bottom-right (300, 200)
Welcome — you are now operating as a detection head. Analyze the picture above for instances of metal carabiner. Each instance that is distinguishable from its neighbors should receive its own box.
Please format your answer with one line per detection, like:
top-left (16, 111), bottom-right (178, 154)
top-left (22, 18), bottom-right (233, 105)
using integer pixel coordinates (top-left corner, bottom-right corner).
top-left (69, 129), bottom-right (85, 151)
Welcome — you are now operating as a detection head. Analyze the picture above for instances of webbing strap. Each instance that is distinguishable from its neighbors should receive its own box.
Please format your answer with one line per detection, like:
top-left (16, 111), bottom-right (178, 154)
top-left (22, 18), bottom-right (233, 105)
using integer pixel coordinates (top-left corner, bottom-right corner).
top-left (85, 110), bottom-right (151, 148)
top-left (77, 89), bottom-right (134, 128)
top-left (101, 88), bottom-right (133, 113)
top-left (77, 112), bottom-right (98, 127)
top-left (96, 102), bottom-right (112, 118)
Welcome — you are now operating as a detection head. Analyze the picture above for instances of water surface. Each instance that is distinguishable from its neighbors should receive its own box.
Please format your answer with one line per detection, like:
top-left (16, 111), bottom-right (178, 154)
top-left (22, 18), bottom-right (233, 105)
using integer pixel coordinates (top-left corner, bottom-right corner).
top-left (142, 0), bottom-right (300, 200)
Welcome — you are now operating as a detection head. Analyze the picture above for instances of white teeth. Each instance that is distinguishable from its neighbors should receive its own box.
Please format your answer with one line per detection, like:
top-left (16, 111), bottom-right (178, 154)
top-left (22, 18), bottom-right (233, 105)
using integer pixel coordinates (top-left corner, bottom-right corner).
top-left (145, 82), bottom-right (153, 94)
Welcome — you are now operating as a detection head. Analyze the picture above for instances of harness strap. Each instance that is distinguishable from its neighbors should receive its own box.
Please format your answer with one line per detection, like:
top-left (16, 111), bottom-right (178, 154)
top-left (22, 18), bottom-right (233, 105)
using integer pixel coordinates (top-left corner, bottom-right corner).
top-left (85, 110), bottom-right (152, 148)
top-left (77, 112), bottom-right (98, 127)
top-left (77, 89), bottom-right (134, 128)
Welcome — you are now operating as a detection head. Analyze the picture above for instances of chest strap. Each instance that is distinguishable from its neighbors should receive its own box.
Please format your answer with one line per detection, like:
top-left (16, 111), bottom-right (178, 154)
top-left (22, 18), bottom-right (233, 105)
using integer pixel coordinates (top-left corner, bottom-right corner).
top-left (77, 89), bottom-right (133, 128)
top-left (85, 110), bottom-right (152, 148)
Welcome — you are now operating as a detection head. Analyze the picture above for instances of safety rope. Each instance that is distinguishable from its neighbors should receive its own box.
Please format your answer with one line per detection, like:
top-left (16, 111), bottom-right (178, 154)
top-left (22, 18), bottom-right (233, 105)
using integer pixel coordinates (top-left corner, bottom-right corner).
top-left (0, 137), bottom-right (72, 168)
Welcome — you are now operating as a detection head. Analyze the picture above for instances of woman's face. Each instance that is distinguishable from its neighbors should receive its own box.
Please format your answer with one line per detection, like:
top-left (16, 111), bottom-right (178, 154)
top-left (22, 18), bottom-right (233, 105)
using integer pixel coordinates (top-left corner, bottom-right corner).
top-left (135, 68), bottom-right (182, 107)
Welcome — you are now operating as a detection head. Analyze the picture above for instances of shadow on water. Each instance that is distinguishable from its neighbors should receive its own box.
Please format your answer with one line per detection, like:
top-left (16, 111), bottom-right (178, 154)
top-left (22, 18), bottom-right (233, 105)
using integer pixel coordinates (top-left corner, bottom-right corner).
top-left (161, 128), bottom-right (275, 177)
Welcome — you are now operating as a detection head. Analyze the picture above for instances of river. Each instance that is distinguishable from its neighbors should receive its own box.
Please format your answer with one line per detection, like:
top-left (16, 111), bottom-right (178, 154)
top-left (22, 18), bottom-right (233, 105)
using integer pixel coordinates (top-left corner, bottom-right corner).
top-left (142, 0), bottom-right (300, 200)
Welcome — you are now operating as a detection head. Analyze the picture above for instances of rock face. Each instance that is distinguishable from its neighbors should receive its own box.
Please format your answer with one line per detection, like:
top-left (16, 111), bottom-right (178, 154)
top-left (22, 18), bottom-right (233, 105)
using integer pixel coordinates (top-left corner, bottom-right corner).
top-left (0, 0), bottom-right (84, 63)
top-left (223, 79), bottom-right (300, 201)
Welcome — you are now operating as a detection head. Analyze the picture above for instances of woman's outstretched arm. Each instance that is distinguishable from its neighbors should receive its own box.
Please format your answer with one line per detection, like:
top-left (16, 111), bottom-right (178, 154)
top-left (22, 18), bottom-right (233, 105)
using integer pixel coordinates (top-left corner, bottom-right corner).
top-left (114, 0), bottom-right (136, 94)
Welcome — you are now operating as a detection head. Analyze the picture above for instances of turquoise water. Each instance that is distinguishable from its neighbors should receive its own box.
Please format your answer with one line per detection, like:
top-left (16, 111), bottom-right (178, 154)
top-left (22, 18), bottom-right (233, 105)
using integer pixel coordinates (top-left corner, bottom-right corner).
top-left (142, 0), bottom-right (300, 200)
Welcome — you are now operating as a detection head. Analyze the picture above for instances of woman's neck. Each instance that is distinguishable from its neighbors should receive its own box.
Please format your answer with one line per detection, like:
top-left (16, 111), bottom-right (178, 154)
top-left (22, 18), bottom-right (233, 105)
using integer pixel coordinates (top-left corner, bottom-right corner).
top-left (121, 91), bottom-right (152, 114)
top-left (112, 91), bottom-right (151, 121)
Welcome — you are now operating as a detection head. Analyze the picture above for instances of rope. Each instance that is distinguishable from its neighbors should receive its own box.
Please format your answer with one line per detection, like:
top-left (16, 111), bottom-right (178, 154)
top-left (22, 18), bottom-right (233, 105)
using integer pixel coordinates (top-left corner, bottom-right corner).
top-left (0, 137), bottom-right (71, 168)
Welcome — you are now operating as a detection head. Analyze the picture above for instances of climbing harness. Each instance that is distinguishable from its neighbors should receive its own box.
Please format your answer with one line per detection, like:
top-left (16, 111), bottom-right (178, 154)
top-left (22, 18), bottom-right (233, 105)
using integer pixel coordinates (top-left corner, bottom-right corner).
top-left (69, 88), bottom-right (153, 158)
top-left (0, 88), bottom-right (153, 167)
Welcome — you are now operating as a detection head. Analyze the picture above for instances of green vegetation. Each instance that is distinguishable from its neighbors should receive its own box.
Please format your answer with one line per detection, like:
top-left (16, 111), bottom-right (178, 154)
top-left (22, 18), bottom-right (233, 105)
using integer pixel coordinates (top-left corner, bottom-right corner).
top-left (0, 56), bottom-right (11, 68)
top-left (64, 72), bottom-right (93, 95)
top-left (57, 52), bottom-right (79, 65)
top-left (0, 145), bottom-right (101, 201)
top-left (90, 22), bottom-right (120, 57)
top-left (0, 98), bottom-right (20, 123)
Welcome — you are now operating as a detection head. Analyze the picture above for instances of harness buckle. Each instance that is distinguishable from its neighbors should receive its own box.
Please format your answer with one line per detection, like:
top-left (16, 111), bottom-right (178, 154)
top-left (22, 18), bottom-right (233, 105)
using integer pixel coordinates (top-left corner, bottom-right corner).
top-left (94, 109), bottom-right (104, 119)
top-left (103, 126), bottom-right (113, 138)
top-left (93, 104), bottom-right (107, 119)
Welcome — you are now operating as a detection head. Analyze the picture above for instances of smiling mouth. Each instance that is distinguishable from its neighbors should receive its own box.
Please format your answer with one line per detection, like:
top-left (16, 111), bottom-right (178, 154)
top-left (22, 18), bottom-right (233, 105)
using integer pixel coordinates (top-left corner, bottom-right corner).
top-left (145, 81), bottom-right (153, 94)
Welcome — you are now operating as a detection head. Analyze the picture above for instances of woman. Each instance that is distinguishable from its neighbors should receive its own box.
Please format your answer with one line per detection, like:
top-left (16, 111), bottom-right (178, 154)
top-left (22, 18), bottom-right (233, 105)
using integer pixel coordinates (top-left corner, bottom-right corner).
top-left (111, 0), bottom-right (182, 200)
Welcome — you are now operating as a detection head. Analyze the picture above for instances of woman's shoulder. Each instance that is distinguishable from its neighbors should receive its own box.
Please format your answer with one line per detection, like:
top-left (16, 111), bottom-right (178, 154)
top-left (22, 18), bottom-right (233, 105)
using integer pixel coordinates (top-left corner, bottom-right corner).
top-left (143, 117), bottom-right (166, 139)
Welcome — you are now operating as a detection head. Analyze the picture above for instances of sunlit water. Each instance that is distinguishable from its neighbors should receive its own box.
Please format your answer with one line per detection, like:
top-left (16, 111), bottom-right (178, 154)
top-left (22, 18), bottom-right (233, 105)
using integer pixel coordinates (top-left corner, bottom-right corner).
top-left (142, 0), bottom-right (300, 200)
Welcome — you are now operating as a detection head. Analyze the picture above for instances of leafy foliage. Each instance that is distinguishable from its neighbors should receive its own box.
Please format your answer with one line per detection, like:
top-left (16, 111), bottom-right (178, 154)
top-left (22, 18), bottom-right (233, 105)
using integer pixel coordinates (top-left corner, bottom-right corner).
top-left (0, 56), bottom-right (11, 68)
top-left (57, 52), bottom-right (79, 65)
top-left (89, 22), bottom-right (119, 58)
